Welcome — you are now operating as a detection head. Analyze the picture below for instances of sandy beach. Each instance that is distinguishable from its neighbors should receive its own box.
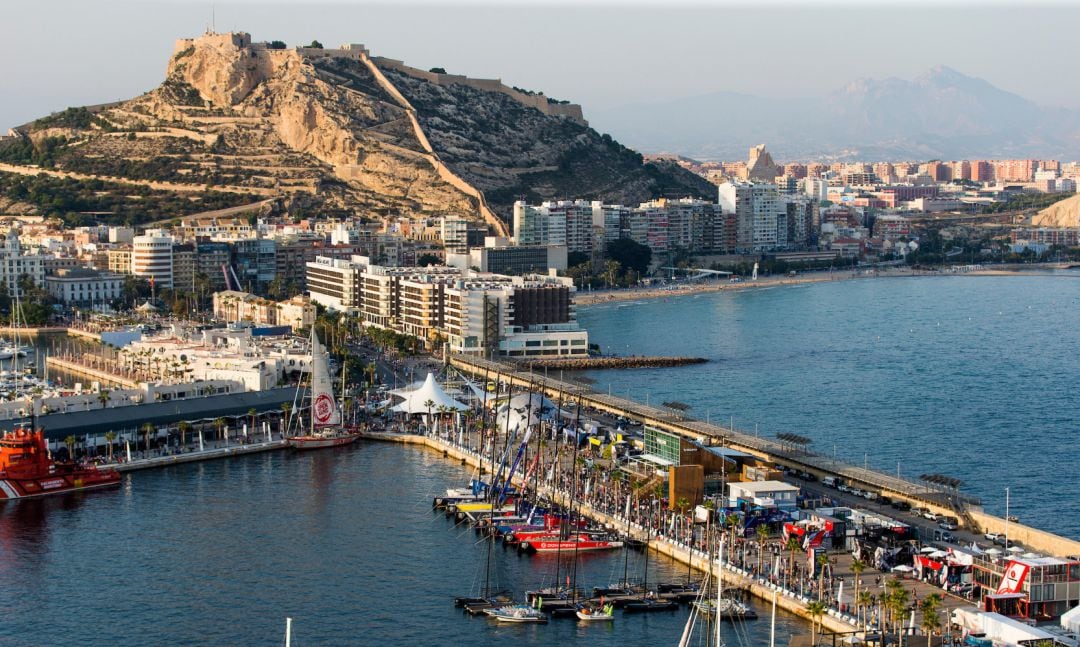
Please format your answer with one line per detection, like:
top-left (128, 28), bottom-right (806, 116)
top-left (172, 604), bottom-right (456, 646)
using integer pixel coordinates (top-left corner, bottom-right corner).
top-left (574, 264), bottom-right (1072, 307)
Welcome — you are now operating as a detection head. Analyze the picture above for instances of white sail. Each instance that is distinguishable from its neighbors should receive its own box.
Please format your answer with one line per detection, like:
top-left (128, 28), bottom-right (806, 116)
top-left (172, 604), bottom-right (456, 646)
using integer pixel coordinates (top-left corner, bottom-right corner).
top-left (310, 330), bottom-right (340, 428)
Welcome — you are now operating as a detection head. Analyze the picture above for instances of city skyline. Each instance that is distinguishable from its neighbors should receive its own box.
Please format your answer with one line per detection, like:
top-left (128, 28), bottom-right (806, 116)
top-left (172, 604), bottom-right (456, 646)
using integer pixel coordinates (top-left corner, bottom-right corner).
top-left (5, 1), bottom-right (1080, 146)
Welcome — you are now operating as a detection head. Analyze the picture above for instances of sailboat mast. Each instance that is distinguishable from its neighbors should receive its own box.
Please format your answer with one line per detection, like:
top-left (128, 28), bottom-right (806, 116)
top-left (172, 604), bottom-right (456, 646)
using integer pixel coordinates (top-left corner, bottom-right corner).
top-left (568, 396), bottom-right (584, 602)
top-left (340, 338), bottom-right (347, 426)
top-left (310, 326), bottom-right (316, 433)
top-left (716, 539), bottom-right (724, 647)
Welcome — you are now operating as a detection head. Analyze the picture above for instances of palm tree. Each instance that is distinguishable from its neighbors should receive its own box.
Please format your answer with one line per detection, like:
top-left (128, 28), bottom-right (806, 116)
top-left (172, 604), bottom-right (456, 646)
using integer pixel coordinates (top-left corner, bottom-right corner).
top-left (141, 422), bottom-right (155, 452)
top-left (920, 597), bottom-right (941, 647)
top-left (98, 390), bottom-right (110, 409)
top-left (436, 404), bottom-right (450, 436)
top-left (816, 553), bottom-right (830, 601)
top-left (724, 513), bottom-right (740, 547)
top-left (64, 435), bottom-right (77, 461)
top-left (213, 417), bottom-right (226, 442)
top-left (248, 408), bottom-right (258, 434)
top-left (423, 398), bottom-right (435, 433)
top-left (856, 590), bottom-right (874, 632)
top-left (756, 524), bottom-right (770, 576)
top-left (104, 431), bottom-right (116, 461)
top-left (806, 599), bottom-right (827, 645)
top-left (177, 421), bottom-right (191, 448)
top-left (851, 558), bottom-right (866, 613)
top-left (281, 402), bottom-right (292, 435)
top-left (885, 578), bottom-right (910, 643)
top-left (785, 535), bottom-right (801, 588)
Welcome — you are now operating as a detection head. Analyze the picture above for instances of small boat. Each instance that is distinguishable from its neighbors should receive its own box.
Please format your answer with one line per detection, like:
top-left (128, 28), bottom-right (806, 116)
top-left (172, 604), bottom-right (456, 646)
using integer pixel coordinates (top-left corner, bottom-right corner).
top-left (485, 605), bottom-right (548, 623)
top-left (0, 427), bottom-right (120, 500)
top-left (693, 597), bottom-right (759, 621)
top-left (576, 603), bottom-right (616, 621)
top-left (622, 597), bottom-right (679, 613)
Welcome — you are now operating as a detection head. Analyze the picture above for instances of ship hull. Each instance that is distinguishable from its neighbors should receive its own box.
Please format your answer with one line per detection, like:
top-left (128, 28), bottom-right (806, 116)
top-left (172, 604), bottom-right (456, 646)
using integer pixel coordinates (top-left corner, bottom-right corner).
top-left (287, 433), bottom-right (360, 450)
top-left (521, 539), bottom-right (624, 553)
top-left (0, 470), bottom-right (121, 500)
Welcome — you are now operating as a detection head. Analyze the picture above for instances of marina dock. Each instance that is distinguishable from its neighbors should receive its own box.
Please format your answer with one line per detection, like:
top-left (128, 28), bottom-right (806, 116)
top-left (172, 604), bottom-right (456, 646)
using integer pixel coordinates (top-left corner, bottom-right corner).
top-left (446, 354), bottom-right (1080, 559)
top-left (359, 430), bottom-right (861, 635)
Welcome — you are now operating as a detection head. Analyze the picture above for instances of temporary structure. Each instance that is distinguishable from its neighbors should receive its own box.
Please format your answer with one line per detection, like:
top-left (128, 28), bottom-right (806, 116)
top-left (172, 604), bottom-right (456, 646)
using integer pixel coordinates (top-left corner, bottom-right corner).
top-left (390, 373), bottom-right (469, 415)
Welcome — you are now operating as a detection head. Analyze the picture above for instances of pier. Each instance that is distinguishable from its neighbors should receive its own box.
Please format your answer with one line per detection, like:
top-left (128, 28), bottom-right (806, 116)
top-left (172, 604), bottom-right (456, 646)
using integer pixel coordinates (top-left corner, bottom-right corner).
top-left (359, 430), bottom-right (861, 636)
top-left (447, 354), bottom-right (1080, 558)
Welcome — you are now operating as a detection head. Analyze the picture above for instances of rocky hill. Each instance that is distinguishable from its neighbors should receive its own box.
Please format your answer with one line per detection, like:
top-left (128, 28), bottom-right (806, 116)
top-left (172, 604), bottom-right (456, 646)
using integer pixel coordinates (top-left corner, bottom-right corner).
top-left (0, 32), bottom-right (713, 229)
top-left (1033, 193), bottom-right (1080, 228)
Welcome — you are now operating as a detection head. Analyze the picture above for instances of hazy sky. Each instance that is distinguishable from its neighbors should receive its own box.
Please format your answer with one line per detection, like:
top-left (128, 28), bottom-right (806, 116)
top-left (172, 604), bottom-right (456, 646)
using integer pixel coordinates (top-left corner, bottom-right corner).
top-left (3, 1), bottom-right (1080, 131)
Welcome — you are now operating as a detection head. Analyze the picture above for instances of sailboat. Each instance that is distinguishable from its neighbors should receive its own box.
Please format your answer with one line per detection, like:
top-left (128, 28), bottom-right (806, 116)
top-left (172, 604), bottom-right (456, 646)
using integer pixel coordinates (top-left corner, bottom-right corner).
top-left (287, 328), bottom-right (359, 450)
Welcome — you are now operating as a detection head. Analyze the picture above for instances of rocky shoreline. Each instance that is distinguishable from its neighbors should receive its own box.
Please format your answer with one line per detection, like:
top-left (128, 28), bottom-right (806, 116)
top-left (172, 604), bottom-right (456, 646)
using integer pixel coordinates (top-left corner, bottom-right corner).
top-left (519, 356), bottom-right (708, 370)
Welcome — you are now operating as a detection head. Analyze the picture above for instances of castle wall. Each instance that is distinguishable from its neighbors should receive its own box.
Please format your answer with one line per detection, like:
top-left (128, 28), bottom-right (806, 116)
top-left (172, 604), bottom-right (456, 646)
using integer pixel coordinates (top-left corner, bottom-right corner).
top-left (371, 57), bottom-right (586, 125)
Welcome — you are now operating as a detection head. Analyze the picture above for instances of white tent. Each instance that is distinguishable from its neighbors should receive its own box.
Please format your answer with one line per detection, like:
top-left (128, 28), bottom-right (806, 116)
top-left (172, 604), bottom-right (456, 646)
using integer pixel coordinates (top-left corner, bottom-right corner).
top-left (1061, 603), bottom-right (1080, 634)
top-left (390, 373), bottom-right (469, 415)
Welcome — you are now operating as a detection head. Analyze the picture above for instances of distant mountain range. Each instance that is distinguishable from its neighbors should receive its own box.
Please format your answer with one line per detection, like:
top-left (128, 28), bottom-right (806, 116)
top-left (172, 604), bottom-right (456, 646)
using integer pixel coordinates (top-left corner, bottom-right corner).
top-left (590, 66), bottom-right (1080, 162)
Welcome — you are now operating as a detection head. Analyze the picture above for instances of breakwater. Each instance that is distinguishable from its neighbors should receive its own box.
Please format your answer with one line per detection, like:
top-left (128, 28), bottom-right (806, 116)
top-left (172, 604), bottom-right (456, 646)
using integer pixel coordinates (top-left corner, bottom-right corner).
top-left (447, 353), bottom-right (1080, 558)
top-left (520, 356), bottom-right (707, 370)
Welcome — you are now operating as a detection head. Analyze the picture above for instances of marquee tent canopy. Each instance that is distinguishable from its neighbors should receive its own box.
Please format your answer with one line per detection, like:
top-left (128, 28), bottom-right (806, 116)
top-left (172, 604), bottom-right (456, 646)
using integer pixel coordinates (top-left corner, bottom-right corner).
top-left (390, 373), bottom-right (469, 415)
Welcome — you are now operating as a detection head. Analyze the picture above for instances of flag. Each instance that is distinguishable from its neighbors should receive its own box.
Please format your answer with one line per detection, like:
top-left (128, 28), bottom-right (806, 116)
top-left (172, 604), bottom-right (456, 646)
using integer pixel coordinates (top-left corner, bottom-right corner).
top-left (566, 575), bottom-right (571, 588)
top-left (149, 276), bottom-right (155, 289)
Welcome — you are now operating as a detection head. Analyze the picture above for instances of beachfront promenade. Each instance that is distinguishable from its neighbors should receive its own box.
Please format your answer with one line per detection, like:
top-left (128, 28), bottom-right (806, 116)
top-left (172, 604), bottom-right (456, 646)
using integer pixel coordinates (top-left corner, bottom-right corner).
top-left (447, 354), bottom-right (1080, 559)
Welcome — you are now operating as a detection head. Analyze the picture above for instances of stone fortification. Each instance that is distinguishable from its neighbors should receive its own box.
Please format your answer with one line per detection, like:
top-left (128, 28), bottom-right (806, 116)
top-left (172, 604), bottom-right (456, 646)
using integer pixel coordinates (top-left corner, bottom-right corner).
top-left (371, 57), bottom-right (587, 126)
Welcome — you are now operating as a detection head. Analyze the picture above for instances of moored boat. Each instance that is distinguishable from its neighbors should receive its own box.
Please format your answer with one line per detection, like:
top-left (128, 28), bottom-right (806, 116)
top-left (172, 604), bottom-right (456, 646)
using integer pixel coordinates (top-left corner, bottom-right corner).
top-left (0, 427), bottom-right (120, 500)
top-left (575, 603), bottom-right (616, 621)
top-left (520, 534), bottom-right (624, 553)
top-left (484, 605), bottom-right (548, 623)
top-left (287, 328), bottom-right (360, 450)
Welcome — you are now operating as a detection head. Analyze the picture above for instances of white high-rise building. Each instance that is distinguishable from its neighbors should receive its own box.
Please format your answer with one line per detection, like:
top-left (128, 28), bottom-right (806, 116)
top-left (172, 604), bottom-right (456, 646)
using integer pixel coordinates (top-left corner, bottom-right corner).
top-left (131, 230), bottom-right (174, 289)
top-left (718, 182), bottom-right (787, 252)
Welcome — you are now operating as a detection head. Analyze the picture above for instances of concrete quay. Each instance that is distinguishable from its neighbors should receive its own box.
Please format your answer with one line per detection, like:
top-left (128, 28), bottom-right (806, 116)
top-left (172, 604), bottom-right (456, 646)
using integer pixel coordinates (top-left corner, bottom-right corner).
top-left (447, 354), bottom-right (1080, 558)
top-left (113, 439), bottom-right (288, 472)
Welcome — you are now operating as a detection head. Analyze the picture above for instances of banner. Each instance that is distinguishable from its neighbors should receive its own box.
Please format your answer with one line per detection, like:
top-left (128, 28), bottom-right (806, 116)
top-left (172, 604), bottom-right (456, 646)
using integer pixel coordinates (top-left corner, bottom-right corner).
top-left (996, 560), bottom-right (1030, 594)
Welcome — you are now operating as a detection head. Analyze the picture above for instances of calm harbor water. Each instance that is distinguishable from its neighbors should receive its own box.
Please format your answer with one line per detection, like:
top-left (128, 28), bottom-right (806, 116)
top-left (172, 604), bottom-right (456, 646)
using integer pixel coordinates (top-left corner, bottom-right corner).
top-left (0, 443), bottom-right (803, 646)
top-left (577, 273), bottom-right (1080, 540)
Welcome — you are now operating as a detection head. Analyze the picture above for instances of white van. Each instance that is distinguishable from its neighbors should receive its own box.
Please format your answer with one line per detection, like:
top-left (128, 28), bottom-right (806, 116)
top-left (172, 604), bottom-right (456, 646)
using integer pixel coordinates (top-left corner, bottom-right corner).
top-left (822, 476), bottom-right (838, 488)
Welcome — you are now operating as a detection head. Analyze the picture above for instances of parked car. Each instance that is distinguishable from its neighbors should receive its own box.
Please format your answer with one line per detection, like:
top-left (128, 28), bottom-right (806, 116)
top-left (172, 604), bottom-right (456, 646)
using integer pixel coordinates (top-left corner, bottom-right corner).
top-left (891, 500), bottom-right (911, 511)
top-left (837, 484), bottom-right (851, 493)
top-left (984, 532), bottom-right (1001, 542)
top-left (864, 491), bottom-right (879, 501)
top-left (923, 510), bottom-right (939, 521)
top-left (939, 520), bottom-right (959, 531)
top-left (878, 496), bottom-right (893, 506)
top-left (851, 488), bottom-right (865, 497)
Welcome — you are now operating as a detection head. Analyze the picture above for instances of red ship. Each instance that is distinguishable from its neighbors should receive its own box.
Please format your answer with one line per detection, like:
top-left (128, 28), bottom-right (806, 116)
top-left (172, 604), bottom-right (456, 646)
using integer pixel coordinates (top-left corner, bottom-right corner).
top-left (0, 427), bottom-right (121, 500)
